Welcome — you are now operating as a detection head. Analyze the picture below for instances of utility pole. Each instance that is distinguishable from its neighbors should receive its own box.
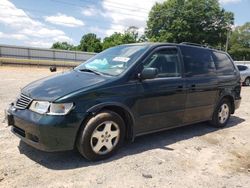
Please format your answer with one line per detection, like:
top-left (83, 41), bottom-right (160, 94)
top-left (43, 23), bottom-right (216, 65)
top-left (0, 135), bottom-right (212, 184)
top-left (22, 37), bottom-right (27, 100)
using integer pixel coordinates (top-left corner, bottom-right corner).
top-left (225, 29), bottom-right (229, 52)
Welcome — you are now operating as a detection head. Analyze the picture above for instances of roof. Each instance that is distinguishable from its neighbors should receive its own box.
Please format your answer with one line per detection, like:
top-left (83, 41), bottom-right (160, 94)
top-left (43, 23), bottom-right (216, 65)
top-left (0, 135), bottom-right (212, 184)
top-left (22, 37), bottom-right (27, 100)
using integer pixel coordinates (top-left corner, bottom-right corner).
top-left (122, 42), bottom-right (226, 53)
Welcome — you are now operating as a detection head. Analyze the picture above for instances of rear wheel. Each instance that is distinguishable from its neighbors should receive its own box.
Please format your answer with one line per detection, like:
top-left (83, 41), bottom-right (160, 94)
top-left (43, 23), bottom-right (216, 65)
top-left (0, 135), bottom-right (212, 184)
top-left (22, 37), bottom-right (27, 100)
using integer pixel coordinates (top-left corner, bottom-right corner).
top-left (76, 110), bottom-right (125, 161)
top-left (244, 77), bottom-right (250, 86)
top-left (210, 99), bottom-right (231, 128)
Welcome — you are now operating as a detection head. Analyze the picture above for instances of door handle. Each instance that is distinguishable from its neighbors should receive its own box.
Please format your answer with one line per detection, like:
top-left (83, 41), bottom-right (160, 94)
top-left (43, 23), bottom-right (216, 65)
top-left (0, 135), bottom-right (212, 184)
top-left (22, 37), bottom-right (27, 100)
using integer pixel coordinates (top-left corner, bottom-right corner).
top-left (176, 85), bottom-right (183, 92)
top-left (190, 84), bottom-right (196, 91)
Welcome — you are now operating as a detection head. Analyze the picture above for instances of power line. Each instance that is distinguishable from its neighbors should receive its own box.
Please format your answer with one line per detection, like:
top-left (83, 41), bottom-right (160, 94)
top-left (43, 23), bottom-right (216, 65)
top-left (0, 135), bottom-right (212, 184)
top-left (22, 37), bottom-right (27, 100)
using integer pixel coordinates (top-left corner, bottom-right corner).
top-left (104, 0), bottom-right (149, 11)
top-left (79, 0), bottom-right (149, 13)
top-left (0, 4), bottom-right (137, 32)
top-left (0, 2), bottom-right (229, 37)
top-left (50, 0), bottom-right (148, 18)
top-left (1, 3), bottom-right (222, 27)
top-left (49, 0), bottom-right (222, 24)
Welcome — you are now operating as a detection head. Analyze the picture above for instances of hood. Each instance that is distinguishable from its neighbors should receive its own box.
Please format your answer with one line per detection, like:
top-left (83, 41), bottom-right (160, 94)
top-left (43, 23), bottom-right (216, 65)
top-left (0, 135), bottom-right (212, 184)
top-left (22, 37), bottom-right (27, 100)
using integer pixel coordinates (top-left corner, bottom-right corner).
top-left (22, 70), bottom-right (108, 101)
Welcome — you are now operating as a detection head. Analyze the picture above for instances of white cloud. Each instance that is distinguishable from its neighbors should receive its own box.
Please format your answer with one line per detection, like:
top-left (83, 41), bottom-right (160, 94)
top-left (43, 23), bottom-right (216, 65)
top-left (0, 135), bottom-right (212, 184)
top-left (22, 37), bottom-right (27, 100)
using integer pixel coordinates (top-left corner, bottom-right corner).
top-left (24, 40), bottom-right (53, 48)
top-left (81, 7), bottom-right (108, 19)
top-left (0, 32), bottom-right (28, 40)
top-left (0, 0), bottom-right (42, 29)
top-left (106, 25), bottom-right (126, 36)
top-left (219, 0), bottom-right (241, 4)
top-left (101, 0), bottom-right (163, 36)
top-left (82, 8), bottom-right (95, 16)
top-left (44, 13), bottom-right (84, 27)
top-left (20, 28), bottom-right (65, 38)
top-left (0, 0), bottom-right (73, 47)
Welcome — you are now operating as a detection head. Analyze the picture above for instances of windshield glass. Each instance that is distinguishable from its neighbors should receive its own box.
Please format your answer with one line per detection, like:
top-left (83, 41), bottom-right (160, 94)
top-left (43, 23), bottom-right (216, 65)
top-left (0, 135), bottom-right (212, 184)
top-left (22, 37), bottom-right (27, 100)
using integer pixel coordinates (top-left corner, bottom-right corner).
top-left (75, 44), bottom-right (149, 76)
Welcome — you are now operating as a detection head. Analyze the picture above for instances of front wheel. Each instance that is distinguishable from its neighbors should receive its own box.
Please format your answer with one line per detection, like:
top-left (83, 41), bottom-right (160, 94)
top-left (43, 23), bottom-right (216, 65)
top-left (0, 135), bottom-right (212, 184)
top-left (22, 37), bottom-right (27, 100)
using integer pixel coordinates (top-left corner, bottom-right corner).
top-left (210, 99), bottom-right (231, 128)
top-left (76, 110), bottom-right (125, 161)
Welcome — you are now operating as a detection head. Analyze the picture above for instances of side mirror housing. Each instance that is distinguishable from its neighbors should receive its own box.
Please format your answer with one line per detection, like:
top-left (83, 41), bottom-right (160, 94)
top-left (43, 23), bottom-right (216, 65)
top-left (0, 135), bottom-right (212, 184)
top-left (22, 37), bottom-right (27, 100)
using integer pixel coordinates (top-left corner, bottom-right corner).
top-left (139, 67), bottom-right (158, 80)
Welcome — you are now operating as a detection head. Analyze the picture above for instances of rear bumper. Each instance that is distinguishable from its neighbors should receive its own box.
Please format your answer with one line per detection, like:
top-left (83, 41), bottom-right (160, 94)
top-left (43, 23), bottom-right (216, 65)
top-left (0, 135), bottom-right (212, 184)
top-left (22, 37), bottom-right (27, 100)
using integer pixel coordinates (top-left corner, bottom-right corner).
top-left (7, 105), bottom-right (86, 152)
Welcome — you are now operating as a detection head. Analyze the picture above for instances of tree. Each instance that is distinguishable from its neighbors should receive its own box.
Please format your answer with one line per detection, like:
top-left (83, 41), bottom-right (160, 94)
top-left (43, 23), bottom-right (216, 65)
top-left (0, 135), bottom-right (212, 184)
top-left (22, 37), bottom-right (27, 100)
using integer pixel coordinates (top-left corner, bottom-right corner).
top-left (146, 0), bottom-right (234, 48)
top-left (79, 33), bottom-right (102, 52)
top-left (228, 22), bottom-right (250, 60)
top-left (125, 26), bottom-right (139, 42)
top-left (138, 34), bottom-right (148, 42)
top-left (102, 32), bottom-right (124, 50)
top-left (102, 26), bottom-right (139, 50)
top-left (51, 42), bottom-right (75, 50)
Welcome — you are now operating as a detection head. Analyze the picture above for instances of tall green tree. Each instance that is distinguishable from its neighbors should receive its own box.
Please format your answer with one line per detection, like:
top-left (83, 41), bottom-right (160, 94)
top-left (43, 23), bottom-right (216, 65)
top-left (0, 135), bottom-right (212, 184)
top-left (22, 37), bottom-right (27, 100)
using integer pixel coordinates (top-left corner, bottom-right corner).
top-left (146, 0), bottom-right (234, 48)
top-left (125, 26), bottom-right (139, 42)
top-left (51, 42), bottom-right (75, 50)
top-left (102, 27), bottom-right (139, 50)
top-left (79, 33), bottom-right (102, 52)
top-left (228, 22), bottom-right (250, 60)
top-left (102, 32), bottom-right (124, 50)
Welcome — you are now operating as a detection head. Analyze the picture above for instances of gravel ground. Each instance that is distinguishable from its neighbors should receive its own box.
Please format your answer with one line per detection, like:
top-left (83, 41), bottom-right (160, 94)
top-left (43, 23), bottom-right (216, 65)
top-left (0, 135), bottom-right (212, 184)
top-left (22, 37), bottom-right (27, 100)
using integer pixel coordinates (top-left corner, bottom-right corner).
top-left (0, 66), bottom-right (249, 188)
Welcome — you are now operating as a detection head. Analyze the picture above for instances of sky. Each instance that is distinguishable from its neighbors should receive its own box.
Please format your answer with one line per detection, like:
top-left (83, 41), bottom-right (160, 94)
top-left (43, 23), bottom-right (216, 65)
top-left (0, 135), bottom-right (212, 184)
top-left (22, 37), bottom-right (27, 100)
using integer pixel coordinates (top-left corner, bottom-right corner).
top-left (0, 0), bottom-right (249, 48)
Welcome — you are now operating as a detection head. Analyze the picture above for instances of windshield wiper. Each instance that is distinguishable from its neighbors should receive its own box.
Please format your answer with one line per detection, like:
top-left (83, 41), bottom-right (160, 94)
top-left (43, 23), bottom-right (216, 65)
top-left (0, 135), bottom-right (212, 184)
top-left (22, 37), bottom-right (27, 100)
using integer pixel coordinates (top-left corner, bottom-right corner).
top-left (77, 68), bottom-right (102, 75)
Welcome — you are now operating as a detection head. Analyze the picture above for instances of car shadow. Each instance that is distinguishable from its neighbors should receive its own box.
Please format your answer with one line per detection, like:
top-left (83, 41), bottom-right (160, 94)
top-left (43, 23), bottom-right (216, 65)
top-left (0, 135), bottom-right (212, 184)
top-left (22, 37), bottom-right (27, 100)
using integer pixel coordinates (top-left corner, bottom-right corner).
top-left (18, 116), bottom-right (245, 170)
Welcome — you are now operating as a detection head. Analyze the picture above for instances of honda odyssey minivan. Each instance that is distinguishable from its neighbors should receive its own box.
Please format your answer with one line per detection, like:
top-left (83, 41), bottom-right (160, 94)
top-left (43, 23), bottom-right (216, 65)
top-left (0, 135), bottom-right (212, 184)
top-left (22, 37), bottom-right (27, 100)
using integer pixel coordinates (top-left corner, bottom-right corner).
top-left (7, 43), bottom-right (241, 161)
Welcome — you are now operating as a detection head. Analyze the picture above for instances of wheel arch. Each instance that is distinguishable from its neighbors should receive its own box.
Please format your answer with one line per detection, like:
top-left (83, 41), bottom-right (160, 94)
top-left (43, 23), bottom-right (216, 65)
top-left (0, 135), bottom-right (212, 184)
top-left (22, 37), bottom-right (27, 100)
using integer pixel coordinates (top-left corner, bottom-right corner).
top-left (79, 102), bottom-right (135, 142)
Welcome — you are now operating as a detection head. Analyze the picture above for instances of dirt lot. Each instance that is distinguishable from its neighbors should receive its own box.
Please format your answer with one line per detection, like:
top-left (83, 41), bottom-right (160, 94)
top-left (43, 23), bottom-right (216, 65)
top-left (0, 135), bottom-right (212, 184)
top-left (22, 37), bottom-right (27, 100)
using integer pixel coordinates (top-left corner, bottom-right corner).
top-left (0, 66), bottom-right (249, 188)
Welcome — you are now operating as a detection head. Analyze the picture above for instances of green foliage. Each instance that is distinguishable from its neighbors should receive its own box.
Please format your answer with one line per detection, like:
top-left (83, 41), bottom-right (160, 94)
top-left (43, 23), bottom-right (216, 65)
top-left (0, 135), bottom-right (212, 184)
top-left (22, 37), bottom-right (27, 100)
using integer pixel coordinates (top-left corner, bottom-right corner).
top-left (146, 0), bottom-right (234, 48)
top-left (51, 42), bottom-right (75, 50)
top-left (228, 22), bottom-right (250, 60)
top-left (79, 33), bottom-right (102, 53)
top-left (102, 26), bottom-right (139, 50)
top-left (51, 27), bottom-right (141, 52)
top-left (102, 32), bottom-right (124, 50)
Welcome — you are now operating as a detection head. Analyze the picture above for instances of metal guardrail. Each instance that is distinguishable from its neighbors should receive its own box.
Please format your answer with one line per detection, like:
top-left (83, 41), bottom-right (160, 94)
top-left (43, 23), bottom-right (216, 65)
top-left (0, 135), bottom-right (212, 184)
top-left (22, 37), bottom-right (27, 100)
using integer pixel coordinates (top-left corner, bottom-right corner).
top-left (235, 61), bottom-right (250, 65)
top-left (0, 44), bottom-right (96, 67)
top-left (0, 57), bottom-right (81, 67)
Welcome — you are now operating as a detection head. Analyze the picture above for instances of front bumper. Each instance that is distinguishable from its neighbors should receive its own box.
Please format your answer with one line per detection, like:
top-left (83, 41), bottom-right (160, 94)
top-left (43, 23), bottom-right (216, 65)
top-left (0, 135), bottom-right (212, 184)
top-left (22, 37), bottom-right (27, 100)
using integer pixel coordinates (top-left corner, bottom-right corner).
top-left (7, 105), bottom-right (86, 152)
top-left (234, 99), bottom-right (241, 110)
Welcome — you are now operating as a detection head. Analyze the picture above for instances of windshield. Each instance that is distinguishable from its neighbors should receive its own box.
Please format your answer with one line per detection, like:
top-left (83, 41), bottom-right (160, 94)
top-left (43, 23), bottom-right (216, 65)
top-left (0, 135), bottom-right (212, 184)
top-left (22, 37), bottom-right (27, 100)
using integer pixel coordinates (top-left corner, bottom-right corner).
top-left (75, 44), bottom-right (149, 76)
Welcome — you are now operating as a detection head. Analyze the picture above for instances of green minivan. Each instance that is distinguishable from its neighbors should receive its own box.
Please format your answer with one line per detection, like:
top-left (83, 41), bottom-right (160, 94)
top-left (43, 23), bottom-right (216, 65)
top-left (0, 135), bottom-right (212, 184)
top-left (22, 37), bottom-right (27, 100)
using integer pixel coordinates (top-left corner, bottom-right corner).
top-left (7, 43), bottom-right (241, 161)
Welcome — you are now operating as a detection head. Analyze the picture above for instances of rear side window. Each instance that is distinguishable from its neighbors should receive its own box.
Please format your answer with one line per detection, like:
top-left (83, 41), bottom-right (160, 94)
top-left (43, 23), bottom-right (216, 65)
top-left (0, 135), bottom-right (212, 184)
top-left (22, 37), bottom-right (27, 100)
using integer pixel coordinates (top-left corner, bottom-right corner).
top-left (180, 46), bottom-right (215, 76)
top-left (212, 52), bottom-right (235, 75)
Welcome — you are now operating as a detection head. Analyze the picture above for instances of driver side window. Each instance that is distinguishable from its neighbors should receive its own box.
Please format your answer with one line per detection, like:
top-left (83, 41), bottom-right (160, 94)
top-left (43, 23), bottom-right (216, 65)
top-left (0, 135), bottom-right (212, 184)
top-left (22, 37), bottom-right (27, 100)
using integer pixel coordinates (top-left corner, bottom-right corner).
top-left (144, 48), bottom-right (181, 78)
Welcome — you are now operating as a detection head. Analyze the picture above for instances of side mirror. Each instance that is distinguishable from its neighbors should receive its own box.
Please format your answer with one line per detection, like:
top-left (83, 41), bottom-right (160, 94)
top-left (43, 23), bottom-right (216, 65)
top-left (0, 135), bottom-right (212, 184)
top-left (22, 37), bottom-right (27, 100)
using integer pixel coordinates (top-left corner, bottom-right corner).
top-left (50, 66), bottom-right (57, 72)
top-left (139, 67), bottom-right (158, 80)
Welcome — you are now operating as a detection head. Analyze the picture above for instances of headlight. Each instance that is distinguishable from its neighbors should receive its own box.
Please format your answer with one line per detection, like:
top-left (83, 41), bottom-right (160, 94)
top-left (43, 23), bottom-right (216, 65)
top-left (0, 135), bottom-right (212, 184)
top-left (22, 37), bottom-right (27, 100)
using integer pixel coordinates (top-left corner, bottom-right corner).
top-left (48, 103), bottom-right (74, 115)
top-left (29, 101), bottom-right (50, 114)
top-left (29, 101), bottom-right (73, 115)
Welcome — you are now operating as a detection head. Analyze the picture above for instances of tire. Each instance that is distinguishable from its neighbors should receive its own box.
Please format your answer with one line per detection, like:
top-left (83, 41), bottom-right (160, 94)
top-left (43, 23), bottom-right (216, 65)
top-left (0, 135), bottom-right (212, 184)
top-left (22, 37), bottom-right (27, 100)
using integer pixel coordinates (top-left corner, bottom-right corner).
top-left (210, 98), bottom-right (231, 128)
top-left (244, 77), bottom-right (250, 86)
top-left (76, 110), bottom-right (125, 161)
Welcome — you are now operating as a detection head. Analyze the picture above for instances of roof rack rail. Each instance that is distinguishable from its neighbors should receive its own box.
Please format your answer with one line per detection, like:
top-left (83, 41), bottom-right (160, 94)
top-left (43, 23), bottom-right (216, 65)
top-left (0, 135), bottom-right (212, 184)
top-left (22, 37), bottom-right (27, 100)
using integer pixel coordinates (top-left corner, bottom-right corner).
top-left (180, 42), bottom-right (209, 48)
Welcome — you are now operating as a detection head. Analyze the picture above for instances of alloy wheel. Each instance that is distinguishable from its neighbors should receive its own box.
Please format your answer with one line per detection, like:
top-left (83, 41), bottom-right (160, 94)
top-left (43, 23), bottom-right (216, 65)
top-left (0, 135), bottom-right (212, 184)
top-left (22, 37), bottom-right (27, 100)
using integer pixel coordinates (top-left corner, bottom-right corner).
top-left (90, 121), bottom-right (120, 155)
top-left (218, 103), bottom-right (230, 124)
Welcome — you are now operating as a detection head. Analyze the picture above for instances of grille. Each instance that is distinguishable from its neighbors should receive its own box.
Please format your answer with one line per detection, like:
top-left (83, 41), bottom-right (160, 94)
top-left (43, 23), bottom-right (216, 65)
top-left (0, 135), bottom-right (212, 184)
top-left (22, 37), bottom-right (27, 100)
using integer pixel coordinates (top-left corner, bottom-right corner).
top-left (15, 94), bottom-right (32, 110)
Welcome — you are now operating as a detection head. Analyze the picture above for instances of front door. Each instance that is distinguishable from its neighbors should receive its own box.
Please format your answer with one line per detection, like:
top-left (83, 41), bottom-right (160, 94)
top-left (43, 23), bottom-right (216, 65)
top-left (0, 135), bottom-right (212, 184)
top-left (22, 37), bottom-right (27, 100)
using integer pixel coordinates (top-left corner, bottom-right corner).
top-left (134, 47), bottom-right (187, 135)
